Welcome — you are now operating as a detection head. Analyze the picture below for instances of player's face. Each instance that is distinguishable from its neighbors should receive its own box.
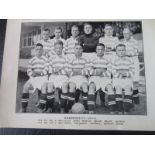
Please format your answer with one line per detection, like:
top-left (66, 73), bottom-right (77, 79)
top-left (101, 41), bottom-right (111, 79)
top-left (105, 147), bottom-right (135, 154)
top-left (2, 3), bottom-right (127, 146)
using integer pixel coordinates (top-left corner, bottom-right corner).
top-left (84, 24), bottom-right (93, 35)
top-left (116, 46), bottom-right (126, 57)
top-left (42, 31), bottom-right (50, 40)
top-left (55, 44), bottom-right (63, 55)
top-left (96, 45), bottom-right (105, 57)
top-left (123, 29), bottom-right (131, 40)
top-left (54, 29), bottom-right (62, 39)
top-left (36, 46), bottom-right (43, 57)
top-left (104, 26), bottom-right (113, 36)
top-left (75, 45), bottom-right (83, 57)
top-left (71, 27), bottom-right (79, 38)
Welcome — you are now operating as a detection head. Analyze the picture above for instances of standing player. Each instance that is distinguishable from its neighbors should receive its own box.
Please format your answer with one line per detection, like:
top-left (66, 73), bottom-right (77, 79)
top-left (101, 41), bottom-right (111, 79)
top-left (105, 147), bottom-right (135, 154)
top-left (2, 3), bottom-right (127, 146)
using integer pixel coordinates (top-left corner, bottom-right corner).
top-left (65, 25), bottom-right (79, 62)
top-left (46, 40), bottom-right (69, 113)
top-left (88, 43), bottom-right (114, 114)
top-left (78, 23), bottom-right (98, 61)
top-left (121, 28), bottom-right (140, 106)
top-left (99, 24), bottom-right (119, 62)
top-left (112, 44), bottom-right (135, 114)
top-left (20, 43), bottom-right (48, 113)
top-left (69, 43), bottom-right (89, 111)
top-left (36, 29), bottom-right (55, 58)
top-left (50, 26), bottom-right (66, 55)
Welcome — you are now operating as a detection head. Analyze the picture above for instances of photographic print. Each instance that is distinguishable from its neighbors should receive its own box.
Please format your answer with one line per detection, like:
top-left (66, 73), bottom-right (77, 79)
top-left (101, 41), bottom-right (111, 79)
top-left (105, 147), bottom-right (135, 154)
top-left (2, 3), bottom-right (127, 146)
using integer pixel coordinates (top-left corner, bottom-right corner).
top-left (16, 20), bottom-right (146, 115)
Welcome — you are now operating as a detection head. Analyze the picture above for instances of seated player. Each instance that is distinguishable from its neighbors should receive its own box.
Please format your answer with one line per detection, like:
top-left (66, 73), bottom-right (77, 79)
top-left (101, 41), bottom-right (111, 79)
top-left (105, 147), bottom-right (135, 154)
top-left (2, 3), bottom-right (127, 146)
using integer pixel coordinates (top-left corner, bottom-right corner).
top-left (112, 44), bottom-right (135, 114)
top-left (65, 25), bottom-right (79, 62)
top-left (68, 43), bottom-right (89, 111)
top-left (36, 29), bottom-right (55, 58)
top-left (88, 43), bottom-right (113, 114)
top-left (47, 40), bottom-right (69, 113)
top-left (20, 43), bottom-right (48, 113)
top-left (99, 24), bottom-right (119, 62)
top-left (50, 26), bottom-right (66, 55)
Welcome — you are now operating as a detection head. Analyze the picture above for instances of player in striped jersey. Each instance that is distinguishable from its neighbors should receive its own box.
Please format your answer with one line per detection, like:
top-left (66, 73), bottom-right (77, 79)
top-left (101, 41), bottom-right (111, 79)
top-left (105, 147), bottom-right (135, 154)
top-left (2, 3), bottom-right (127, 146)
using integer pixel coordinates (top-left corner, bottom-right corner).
top-left (99, 24), bottom-right (119, 62)
top-left (37, 29), bottom-right (55, 58)
top-left (65, 25), bottom-right (79, 62)
top-left (112, 44), bottom-right (135, 114)
top-left (121, 28), bottom-right (140, 105)
top-left (88, 43), bottom-right (113, 114)
top-left (46, 40), bottom-right (69, 113)
top-left (21, 43), bottom-right (48, 113)
top-left (50, 26), bottom-right (66, 56)
top-left (68, 43), bottom-right (90, 111)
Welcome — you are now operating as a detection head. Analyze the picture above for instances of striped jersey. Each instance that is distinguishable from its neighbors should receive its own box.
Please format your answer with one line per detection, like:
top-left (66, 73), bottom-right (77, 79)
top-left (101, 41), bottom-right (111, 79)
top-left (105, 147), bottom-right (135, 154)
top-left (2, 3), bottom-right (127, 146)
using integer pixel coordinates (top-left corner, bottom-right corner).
top-left (99, 36), bottom-right (119, 51)
top-left (69, 56), bottom-right (90, 76)
top-left (65, 36), bottom-right (79, 54)
top-left (90, 56), bottom-right (111, 77)
top-left (121, 37), bottom-right (139, 57)
top-left (27, 56), bottom-right (48, 77)
top-left (48, 55), bottom-right (68, 75)
top-left (112, 57), bottom-right (134, 78)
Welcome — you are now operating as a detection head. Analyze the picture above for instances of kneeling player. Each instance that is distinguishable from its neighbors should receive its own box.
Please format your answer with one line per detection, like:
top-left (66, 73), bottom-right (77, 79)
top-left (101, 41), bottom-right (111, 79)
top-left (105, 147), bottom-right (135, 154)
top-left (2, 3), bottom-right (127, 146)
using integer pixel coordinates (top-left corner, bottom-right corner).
top-left (89, 43), bottom-right (113, 114)
top-left (20, 43), bottom-right (48, 113)
top-left (47, 40), bottom-right (69, 113)
top-left (69, 43), bottom-right (89, 111)
top-left (112, 44), bottom-right (134, 114)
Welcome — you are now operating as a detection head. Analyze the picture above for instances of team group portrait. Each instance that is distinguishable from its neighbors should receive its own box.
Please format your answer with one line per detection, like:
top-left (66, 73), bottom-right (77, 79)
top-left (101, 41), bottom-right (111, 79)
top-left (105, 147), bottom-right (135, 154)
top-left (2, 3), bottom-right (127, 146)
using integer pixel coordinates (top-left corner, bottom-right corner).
top-left (16, 21), bottom-right (146, 115)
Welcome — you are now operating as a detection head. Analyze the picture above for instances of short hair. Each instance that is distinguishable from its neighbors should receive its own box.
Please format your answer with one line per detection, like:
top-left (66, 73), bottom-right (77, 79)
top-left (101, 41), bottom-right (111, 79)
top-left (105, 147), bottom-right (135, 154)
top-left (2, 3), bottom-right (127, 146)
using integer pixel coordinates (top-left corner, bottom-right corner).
top-left (104, 24), bottom-right (113, 29)
top-left (84, 22), bottom-right (92, 28)
top-left (55, 26), bottom-right (63, 32)
top-left (36, 43), bottom-right (43, 48)
top-left (54, 40), bottom-right (63, 46)
top-left (71, 25), bottom-right (79, 30)
top-left (43, 28), bottom-right (50, 33)
top-left (96, 43), bottom-right (105, 49)
top-left (116, 43), bottom-right (126, 49)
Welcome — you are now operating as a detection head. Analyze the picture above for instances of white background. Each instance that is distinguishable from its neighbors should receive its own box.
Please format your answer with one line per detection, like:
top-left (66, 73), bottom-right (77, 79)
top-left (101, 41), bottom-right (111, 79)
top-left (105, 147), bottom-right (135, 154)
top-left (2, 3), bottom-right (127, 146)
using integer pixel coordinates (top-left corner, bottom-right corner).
top-left (0, 0), bottom-right (154, 155)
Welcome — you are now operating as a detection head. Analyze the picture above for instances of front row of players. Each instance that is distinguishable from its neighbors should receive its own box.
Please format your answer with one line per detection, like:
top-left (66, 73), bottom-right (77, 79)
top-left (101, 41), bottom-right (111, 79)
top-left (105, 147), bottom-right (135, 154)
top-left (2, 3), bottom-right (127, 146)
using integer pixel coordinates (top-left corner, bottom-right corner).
top-left (21, 40), bottom-right (139, 114)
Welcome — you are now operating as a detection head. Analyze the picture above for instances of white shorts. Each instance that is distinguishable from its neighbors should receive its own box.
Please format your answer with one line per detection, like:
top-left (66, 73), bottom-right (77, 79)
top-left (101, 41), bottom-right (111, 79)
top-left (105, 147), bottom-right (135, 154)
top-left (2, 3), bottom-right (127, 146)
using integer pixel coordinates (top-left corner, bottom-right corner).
top-left (49, 75), bottom-right (69, 88)
top-left (69, 75), bottom-right (88, 89)
top-left (82, 52), bottom-right (97, 61)
top-left (27, 76), bottom-right (48, 92)
top-left (112, 78), bottom-right (133, 89)
top-left (100, 77), bottom-right (112, 92)
top-left (89, 76), bottom-right (101, 91)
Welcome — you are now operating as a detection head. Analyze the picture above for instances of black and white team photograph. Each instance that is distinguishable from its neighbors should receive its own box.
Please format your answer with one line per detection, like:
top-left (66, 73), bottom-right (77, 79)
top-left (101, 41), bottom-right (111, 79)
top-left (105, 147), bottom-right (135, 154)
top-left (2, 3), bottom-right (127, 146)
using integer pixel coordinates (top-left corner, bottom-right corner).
top-left (16, 21), bottom-right (146, 115)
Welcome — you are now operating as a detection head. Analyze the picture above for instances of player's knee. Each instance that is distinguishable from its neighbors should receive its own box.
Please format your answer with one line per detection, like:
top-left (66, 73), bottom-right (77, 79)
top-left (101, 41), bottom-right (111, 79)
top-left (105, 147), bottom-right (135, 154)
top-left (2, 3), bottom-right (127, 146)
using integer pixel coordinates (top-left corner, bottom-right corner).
top-left (41, 82), bottom-right (47, 94)
top-left (106, 84), bottom-right (114, 94)
top-left (69, 82), bottom-right (76, 92)
top-left (124, 85), bottom-right (132, 95)
top-left (62, 82), bottom-right (68, 93)
top-left (81, 82), bottom-right (88, 93)
top-left (89, 82), bottom-right (96, 94)
top-left (115, 85), bottom-right (122, 94)
top-left (47, 82), bottom-right (54, 93)
top-left (23, 82), bottom-right (33, 93)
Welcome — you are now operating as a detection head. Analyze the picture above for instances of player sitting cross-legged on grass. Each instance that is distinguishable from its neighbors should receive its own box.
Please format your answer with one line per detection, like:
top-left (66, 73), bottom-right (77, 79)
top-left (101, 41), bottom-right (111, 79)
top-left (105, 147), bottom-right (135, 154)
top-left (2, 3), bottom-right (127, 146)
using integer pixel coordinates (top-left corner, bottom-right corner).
top-left (112, 44), bottom-right (135, 114)
top-left (20, 43), bottom-right (48, 113)
top-left (88, 43), bottom-right (113, 114)
top-left (68, 43), bottom-right (90, 112)
top-left (46, 40), bottom-right (69, 113)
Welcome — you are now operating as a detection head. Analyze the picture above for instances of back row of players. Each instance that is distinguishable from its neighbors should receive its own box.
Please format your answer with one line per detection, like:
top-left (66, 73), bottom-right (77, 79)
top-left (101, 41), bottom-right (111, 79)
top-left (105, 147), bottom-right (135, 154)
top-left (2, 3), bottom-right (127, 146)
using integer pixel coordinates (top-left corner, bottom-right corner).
top-left (21, 23), bottom-right (140, 114)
